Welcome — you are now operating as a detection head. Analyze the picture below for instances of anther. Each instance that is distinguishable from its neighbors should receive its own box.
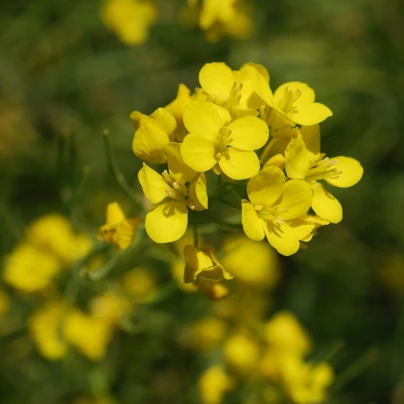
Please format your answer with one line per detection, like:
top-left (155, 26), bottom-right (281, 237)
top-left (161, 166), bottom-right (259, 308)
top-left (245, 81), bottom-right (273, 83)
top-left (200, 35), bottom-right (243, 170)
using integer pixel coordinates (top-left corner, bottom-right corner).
top-left (172, 181), bottom-right (180, 189)
top-left (254, 205), bottom-right (263, 212)
top-left (215, 152), bottom-right (222, 160)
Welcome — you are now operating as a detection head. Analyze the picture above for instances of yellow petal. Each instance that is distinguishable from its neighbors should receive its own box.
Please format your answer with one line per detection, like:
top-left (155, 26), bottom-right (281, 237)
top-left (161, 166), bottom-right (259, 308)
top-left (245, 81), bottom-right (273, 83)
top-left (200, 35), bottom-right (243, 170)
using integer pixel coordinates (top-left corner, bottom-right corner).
top-left (166, 142), bottom-right (195, 184)
top-left (188, 173), bottom-right (208, 210)
top-left (199, 62), bottom-right (234, 105)
top-left (274, 82), bottom-right (315, 106)
top-left (242, 201), bottom-right (265, 241)
top-left (138, 163), bottom-right (169, 203)
top-left (181, 135), bottom-right (217, 172)
top-left (183, 101), bottom-right (228, 141)
top-left (106, 202), bottom-right (126, 225)
top-left (132, 123), bottom-right (170, 164)
top-left (228, 116), bottom-right (269, 151)
top-left (247, 166), bottom-right (285, 206)
top-left (165, 83), bottom-right (191, 122)
top-left (300, 124), bottom-right (321, 155)
top-left (150, 108), bottom-right (177, 135)
top-left (263, 154), bottom-right (286, 170)
top-left (288, 215), bottom-right (329, 241)
top-left (292, 102), bottom-right (333, 126)
top-left (265, 221), bottom-right (300, 256)
top-left (285, 134), bottom-right (316, 179)
top-left (311, 182), bottom-right (342, 224)
top-left (325, 156), bottom-right (364, 188)
top-left (145, 201), bottom-right (188, 243)
top-left (275, 180), bottom-right (312, 220)
top-left (219, 148), bottom-right (260, 180)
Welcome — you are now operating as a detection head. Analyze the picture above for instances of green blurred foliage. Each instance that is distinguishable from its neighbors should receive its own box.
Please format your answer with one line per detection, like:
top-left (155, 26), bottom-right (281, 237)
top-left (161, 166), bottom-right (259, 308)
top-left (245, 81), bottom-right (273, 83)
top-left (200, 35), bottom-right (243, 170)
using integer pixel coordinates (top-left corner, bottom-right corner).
top-left (1, 0), bottom-right (404, 403)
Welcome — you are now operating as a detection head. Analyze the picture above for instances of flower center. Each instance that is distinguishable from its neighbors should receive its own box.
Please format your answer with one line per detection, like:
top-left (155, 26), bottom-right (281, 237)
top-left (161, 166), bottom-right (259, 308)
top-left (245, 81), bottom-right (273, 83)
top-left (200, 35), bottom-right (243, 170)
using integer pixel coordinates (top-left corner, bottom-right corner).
top-left (215, 126), bottom-right (232, 158)
top-left (277, 87), bottom-right (302, 114)
top-left (253, 204), bottom-right (288, 223)
top-left (305, 156), bottom-right (343, 182)
top-left (161, 170), bottom-right (188, 200)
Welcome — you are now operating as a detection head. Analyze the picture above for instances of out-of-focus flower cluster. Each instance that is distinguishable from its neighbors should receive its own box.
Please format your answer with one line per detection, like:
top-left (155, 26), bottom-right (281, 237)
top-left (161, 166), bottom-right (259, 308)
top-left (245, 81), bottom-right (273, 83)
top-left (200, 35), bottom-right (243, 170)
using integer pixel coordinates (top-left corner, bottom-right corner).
top-left (100, 0), bottom-right (252, 46)
top-left (177, 234), bottom-right (334, 404)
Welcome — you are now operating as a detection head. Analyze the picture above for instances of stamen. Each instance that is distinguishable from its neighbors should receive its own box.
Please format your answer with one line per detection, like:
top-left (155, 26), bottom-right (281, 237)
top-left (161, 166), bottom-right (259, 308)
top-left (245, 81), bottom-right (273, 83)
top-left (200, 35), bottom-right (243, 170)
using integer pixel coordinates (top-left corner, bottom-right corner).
top-left (172, 181), bottom-right (180, 190)
top-left (254, 205), bottom-right (263, 212)
top-left (166, 189), bottom-right (174, 198)
top-left (215, 152), bottom-right (222, 160)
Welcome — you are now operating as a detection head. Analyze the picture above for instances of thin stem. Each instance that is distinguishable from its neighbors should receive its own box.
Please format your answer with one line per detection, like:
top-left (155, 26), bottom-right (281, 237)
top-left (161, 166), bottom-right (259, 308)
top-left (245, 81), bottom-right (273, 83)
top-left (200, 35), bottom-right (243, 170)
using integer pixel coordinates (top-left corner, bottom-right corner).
top-left (193, 223), bottom-right (198, 248)
top-left (259, 137), bottom-right (278, 163)
top-left (103, 130), bottom-right (142, 210)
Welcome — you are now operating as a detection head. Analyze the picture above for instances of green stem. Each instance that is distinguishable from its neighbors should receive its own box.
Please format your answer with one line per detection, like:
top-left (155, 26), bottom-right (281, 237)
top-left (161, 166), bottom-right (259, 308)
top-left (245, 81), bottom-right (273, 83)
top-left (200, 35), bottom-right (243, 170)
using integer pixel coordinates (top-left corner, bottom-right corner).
top-left (193, 223), bottom-right (198, 248)
top-left (103, 130), bottom-right (142, 210)
top-left (330, 348), bottom-right (380, 394)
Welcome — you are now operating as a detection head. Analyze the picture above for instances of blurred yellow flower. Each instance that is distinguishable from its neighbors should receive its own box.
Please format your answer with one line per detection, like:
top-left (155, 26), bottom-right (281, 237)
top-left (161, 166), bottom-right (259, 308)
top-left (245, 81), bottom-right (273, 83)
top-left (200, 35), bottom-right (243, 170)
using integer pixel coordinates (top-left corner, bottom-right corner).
top-left (98, 202), bottom-right (140, 249)
top-left (198, 0), bottom-right (252, 42)
top-left (139, 143), bottom-right (207, 243)
top-left (180, 317), bottom-right (227, 352)
top-left (242, 166), bottom-right (312, 256)
top-left (281, 355), bottom-right (334, 404)
top-left (90, 290), bottom-right (132, 326)
top-left (101, 0), bottom-right (157, 46)
top-left (224, 333), bottom-right (260, 374)
top-left (264, 311), bottom-right (312, 356)
top-left (181, 101), bottom-right (268, 179)
top-left (285, 125), bottom-right (363, 223)
top-left (26, 214), bottom-right (92, 265)
top-left (29, 302), bottom-right (67, 360)
top-left (221, 234), bottom-right (280, 288)
top-left (3, 243), bottom-right (61, 292)
top-left (64, 309), bottom-right (113, 361)
top-left (199, 365), bottom-right (233, 404)
top-left (121, 267), bottom-right (158, 302)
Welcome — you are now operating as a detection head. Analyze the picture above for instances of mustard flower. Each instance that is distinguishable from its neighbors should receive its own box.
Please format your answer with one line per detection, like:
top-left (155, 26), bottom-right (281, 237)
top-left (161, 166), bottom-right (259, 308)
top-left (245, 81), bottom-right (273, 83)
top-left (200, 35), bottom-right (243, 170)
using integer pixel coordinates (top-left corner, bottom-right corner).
top-left (3, 243), bottom-right (61, 292)
top-left (29, 302), bottom-right (68, 360)
top-left (101, 0), bottom-right (157, 46)
top-left (242, 166), bottom-right (313, 256)
top-left (64, 309), bottom-right (113, 361)
top-left (221, 234), bottom-right (280, 288)
top-left (285, 124), bottom-right (364, 223)
top-left (121, 267), bottom-right (158, 302)
top-left (90, 291), bottom-right (131, 326)
top-left (198, 0), bottom-right (252, 42)
top-left (199, 365), bottom-right (233, 404)
top-left (98, 202), bottom-right (140, 249)
top-left (261, 82), bottom-right (332, 136)
top-left (198, 62), bottom-right (272, 116)
top-left (181, 101), bottom-right (269, 180)
top-left (183, 244), bottom-right (233, 284)
top-left (131, 107), bottom-right (177, 164)
top-left (138, 143), bottom-right (208, 243)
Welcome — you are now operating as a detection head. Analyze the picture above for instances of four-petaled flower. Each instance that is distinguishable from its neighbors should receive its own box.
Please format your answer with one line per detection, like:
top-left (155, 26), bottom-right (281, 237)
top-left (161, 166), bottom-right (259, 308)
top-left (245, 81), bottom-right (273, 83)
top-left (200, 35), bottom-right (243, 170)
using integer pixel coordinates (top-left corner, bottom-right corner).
top-left (242, 166), bottom-right (313, 256)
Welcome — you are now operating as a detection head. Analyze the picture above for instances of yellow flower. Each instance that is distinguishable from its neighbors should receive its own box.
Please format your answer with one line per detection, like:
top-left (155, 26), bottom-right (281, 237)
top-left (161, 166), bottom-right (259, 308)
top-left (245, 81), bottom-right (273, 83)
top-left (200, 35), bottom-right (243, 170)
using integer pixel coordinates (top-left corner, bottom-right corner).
top-left (165, 83), bottom-right (193, 142)
top-left (199, 0), bottom-right (252, 42)
top-left (3, 243), bottom-right (61, 292)
top-left (131, 107), bottom-right (177, 164)
top-left (199, 365), bottom-right (233, 404)
top-left (183, 244), bottom-right (233, 284)
top-left (98, 202), bottom-right (140, 249)
top-left (101, 0), bottom-right (157, 46)
top-left (224, 333), bottom-right (260, 374)
top-left (263, 311), bottom-right (312, 356)
top-left (121, 267), bottom-right (158, 302)
top-left (198, 62), bottom-right (272, 116)
top-left (26, 214), bottom-right (91, 265)
top-left (242, 166), bottom-right (312, 256)
top-left (64, 309), bottom-right (113, 361)
top-left (260, 82), bottom-right (332, 138)
top-left (280, 356), bottom-right (334, 404)
top-left (285, 125), bottom-right (363, 223)
top-left (138, 143), bottom-right (208, 243)
top-left (221, 234), bottom-right (280, 288)
top-left (90, 291), bottom-right (132, 326)
top-left (180, 317), bottom-right (227, 352)
top-left (29, 302), bottom-right (67, 360)
top-left (181, 101), bottom-right (268, 179)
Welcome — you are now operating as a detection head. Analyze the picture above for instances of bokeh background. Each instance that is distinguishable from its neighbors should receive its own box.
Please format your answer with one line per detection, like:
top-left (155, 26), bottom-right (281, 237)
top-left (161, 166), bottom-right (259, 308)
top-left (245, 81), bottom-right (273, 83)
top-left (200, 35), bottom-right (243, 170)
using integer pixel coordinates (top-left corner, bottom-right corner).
top-left (1, 0), bottom-right (404, 403)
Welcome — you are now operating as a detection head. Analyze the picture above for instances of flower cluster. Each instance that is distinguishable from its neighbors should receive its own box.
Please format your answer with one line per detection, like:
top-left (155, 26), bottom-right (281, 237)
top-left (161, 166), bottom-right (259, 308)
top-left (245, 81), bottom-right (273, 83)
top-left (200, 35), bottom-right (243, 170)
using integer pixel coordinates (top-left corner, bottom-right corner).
top-left (131, 62), bottom-right (363, 257)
